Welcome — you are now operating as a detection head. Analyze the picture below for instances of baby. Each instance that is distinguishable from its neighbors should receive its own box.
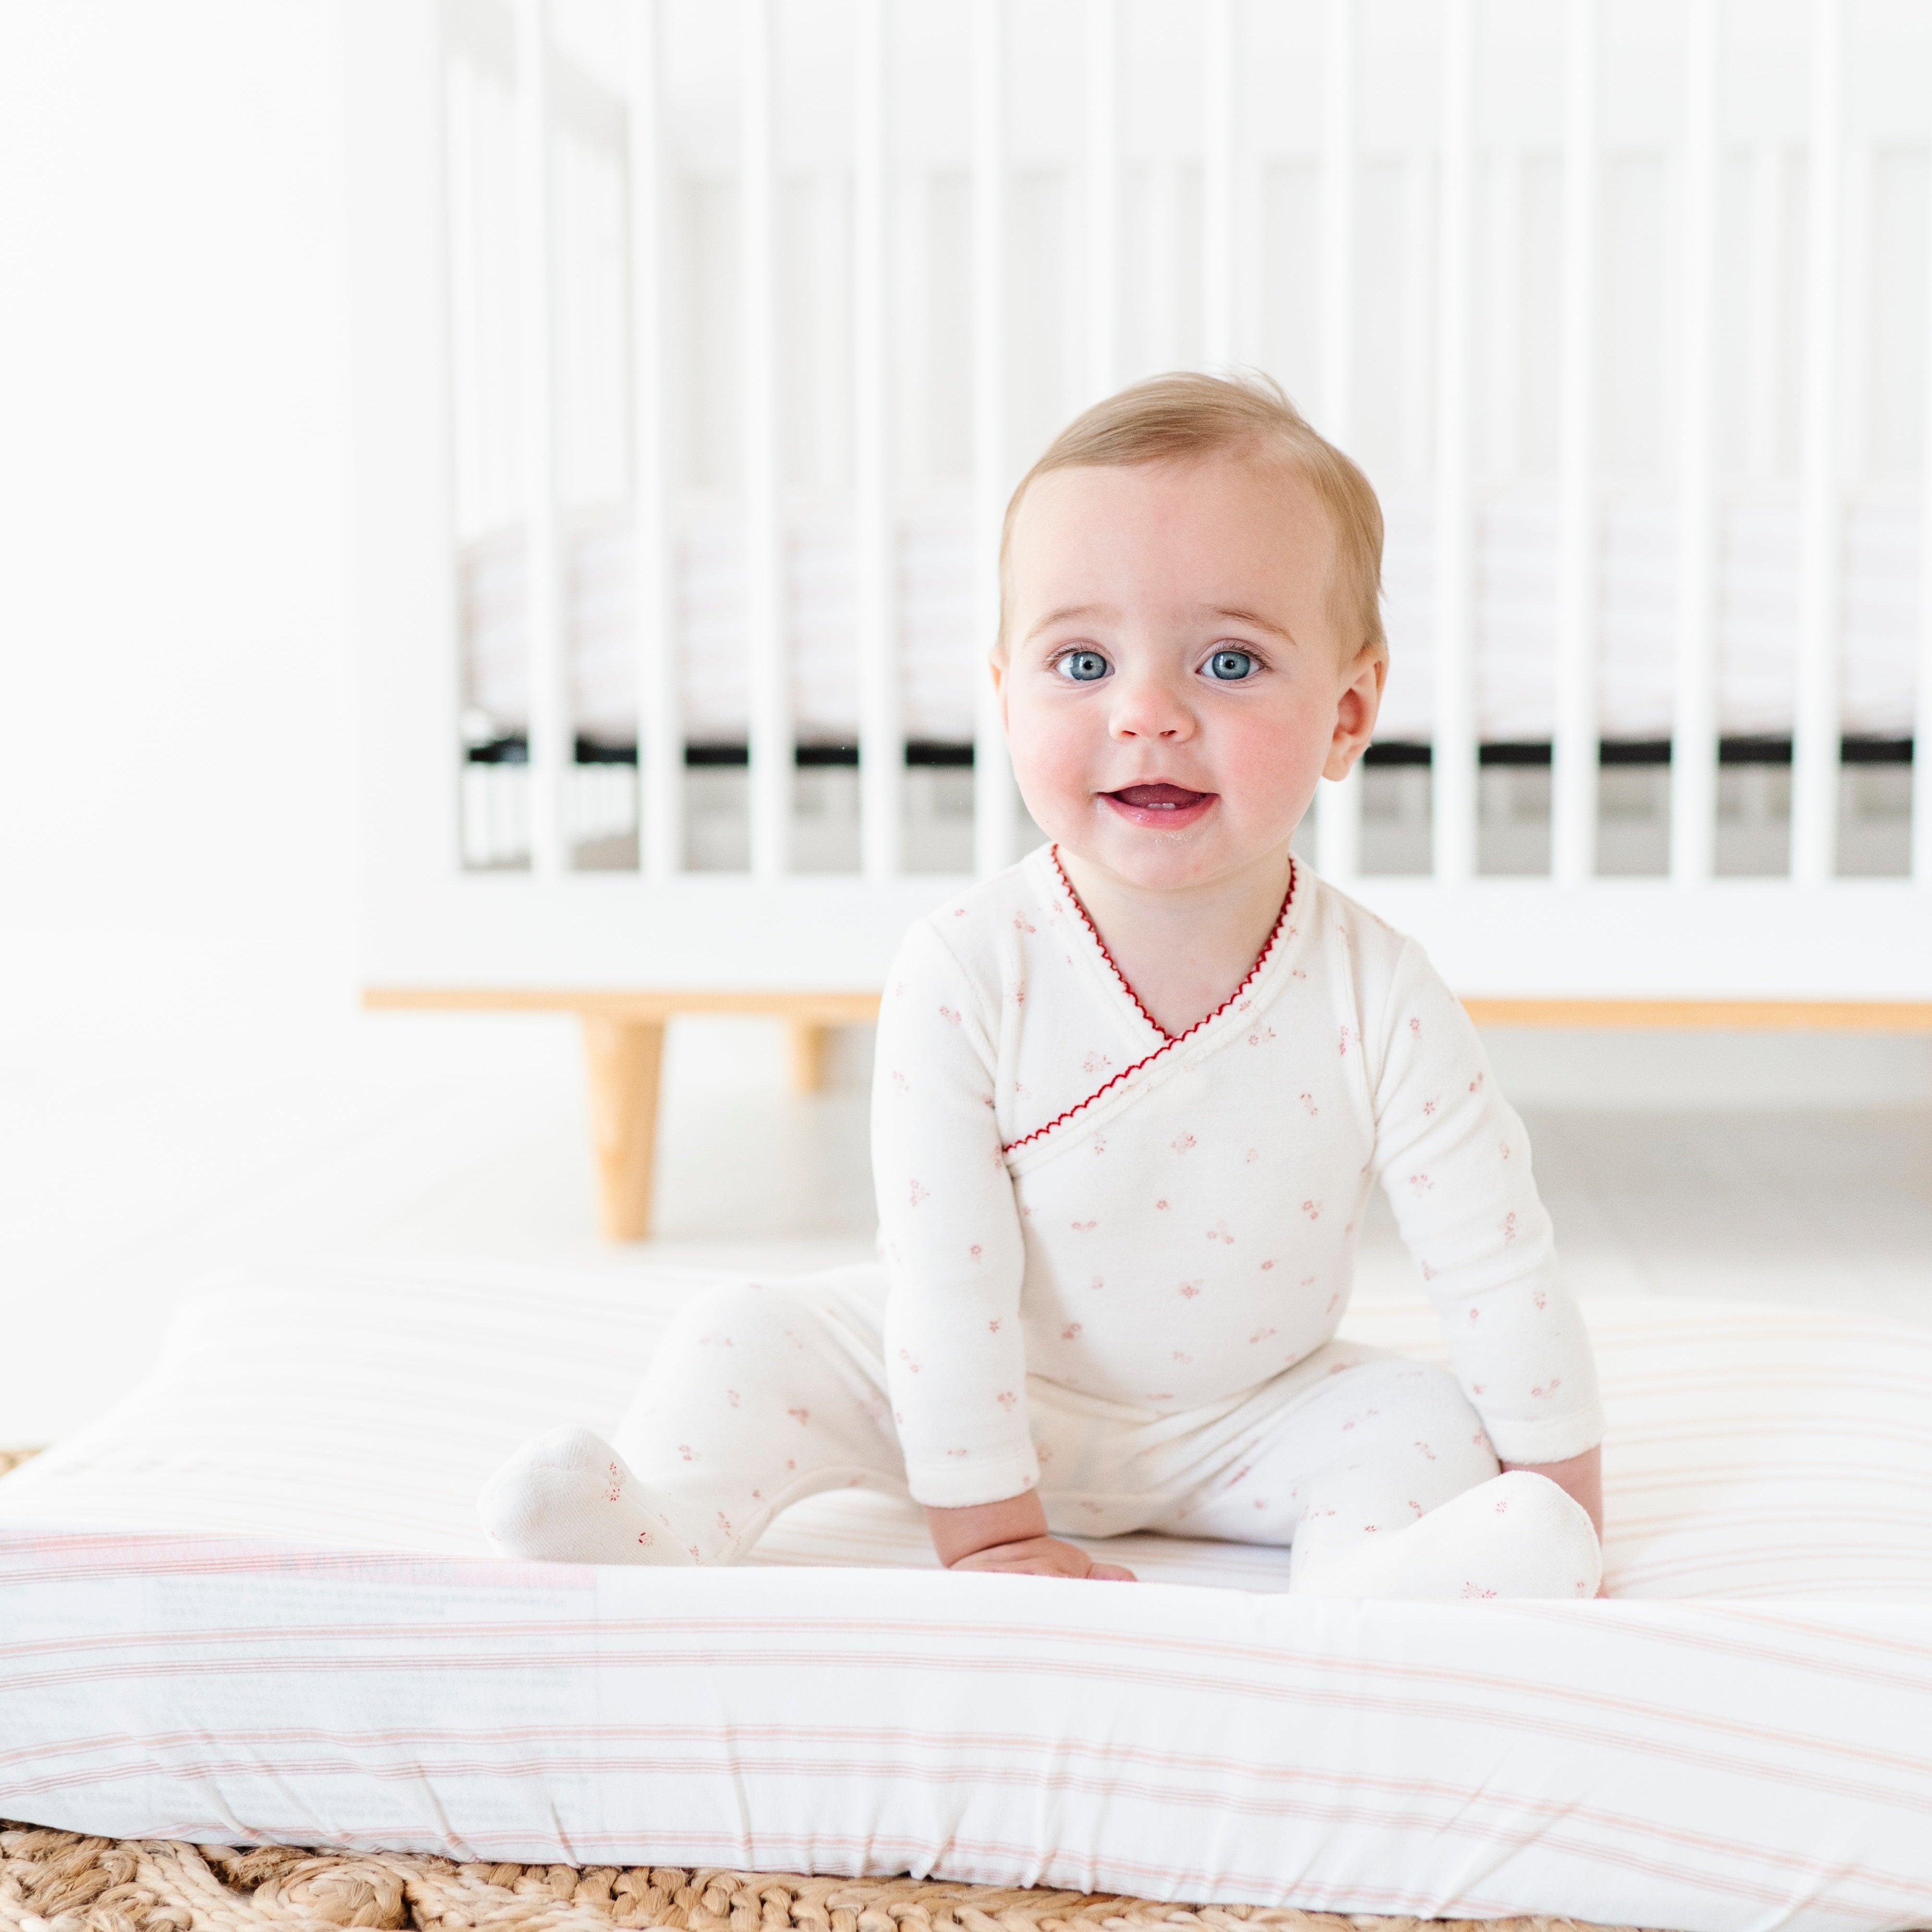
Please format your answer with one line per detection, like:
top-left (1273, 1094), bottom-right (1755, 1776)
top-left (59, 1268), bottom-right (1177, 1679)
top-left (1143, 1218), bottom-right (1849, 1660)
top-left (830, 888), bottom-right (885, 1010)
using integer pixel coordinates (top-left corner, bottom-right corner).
top-left (481, 373), bottom-right (1605, 1600)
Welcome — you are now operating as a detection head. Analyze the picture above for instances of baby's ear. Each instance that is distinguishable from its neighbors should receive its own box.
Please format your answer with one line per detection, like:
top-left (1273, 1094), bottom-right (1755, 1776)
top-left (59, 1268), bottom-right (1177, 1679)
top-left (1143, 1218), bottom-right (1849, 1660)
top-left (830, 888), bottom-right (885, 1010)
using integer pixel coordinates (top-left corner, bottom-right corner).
top-left (1351, 637), bottom-right (1390, 697)
top-left (1327, 642), bottom-right (1385, 772)
top-left (988, 649), bottom-right (1012, 734)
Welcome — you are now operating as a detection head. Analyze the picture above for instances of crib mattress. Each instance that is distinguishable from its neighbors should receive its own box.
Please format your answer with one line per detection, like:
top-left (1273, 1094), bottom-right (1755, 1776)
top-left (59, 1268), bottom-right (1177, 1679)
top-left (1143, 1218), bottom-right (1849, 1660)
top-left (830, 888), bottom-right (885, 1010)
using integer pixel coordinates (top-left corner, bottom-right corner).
top-left (3, 1258), bottom-right (1932, 1932)
top-left (474, 493), bottom-right (1929, 750)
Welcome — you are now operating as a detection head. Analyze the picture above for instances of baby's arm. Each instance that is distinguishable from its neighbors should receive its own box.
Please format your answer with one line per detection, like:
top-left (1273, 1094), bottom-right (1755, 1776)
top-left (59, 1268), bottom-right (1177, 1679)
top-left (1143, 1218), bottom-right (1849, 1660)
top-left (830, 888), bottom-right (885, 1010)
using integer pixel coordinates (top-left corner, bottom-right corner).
top-left (1367, 942), bottom-right (1607, 1525)
top-left (872, 923), bottom-right (1132, 1580)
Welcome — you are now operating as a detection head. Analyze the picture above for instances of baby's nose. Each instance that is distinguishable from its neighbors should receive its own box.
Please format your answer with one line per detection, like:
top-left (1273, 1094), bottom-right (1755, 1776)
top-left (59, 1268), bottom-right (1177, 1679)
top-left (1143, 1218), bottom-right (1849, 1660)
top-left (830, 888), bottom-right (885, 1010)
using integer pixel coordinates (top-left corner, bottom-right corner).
top-left (1108, 675), bottom-right (1194, 738)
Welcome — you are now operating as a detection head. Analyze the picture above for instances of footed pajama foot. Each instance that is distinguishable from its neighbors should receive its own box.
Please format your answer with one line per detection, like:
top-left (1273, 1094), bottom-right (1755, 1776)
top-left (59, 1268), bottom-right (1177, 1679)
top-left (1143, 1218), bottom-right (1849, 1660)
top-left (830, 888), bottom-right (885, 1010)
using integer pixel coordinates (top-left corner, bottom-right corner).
top-left (1291, 1469), bottom-right (1601, 1601)
top-left (478, 1425), bottom-right (701, 1565)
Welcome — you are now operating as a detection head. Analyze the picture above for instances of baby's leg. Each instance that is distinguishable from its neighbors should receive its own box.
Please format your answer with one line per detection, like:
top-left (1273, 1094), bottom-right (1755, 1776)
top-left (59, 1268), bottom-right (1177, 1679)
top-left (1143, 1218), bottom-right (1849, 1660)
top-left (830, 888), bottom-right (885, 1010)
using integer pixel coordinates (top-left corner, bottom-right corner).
top-left (1171, 1351), bottom-right (1600, 1601)
top-left (479, 1267), bottom-right (903, 1566)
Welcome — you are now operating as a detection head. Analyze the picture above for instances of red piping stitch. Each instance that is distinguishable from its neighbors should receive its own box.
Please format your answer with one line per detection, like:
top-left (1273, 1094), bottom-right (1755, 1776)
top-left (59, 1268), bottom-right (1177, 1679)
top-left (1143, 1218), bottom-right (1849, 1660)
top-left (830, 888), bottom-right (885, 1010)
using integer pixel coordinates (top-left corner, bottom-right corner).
top-left (1052, 847), bottom-right (1174, 1040)
top-left (1002, 850), bottom-right (1297, 1157)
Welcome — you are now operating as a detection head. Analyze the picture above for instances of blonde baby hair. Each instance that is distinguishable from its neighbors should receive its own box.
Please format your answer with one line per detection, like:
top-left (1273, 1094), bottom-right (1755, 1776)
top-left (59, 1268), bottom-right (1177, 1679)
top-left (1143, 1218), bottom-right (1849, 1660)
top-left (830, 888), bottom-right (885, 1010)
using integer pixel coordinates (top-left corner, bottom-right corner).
top-left (996, 370), bottom-right (1385, 662)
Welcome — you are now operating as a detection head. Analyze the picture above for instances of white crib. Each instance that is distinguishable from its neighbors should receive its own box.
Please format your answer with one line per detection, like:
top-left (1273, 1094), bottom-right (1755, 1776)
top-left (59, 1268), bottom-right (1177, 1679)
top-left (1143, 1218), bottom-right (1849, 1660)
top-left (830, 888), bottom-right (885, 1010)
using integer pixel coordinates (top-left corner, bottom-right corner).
top-left (344, 0), bottom-right (1932, 1232)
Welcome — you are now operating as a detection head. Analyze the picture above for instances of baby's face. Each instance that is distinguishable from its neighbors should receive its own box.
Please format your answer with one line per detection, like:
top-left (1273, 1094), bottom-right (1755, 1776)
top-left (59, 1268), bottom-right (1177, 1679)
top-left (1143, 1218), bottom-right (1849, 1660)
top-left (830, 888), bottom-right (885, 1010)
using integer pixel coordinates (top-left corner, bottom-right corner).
top-left (996, 452), bottom-right (1383, 893)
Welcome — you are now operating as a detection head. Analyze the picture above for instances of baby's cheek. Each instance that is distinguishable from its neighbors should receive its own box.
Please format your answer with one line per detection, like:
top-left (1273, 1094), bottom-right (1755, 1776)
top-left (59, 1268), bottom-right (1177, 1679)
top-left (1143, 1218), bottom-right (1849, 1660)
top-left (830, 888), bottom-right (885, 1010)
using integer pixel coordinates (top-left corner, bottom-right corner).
top-left (1216, 702), bottom-right (1328, 828)
top-left (1005, 703), bottom-right (1102, 834)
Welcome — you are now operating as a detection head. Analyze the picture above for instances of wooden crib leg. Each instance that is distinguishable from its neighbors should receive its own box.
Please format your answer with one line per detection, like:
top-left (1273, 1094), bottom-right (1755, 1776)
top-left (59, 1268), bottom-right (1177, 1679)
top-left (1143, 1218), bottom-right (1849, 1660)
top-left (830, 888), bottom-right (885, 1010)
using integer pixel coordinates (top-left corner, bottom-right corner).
top-left (787, 1020), bottom-right (832, 1094)
top-left (580, 1016), bottom-right (665, 1242)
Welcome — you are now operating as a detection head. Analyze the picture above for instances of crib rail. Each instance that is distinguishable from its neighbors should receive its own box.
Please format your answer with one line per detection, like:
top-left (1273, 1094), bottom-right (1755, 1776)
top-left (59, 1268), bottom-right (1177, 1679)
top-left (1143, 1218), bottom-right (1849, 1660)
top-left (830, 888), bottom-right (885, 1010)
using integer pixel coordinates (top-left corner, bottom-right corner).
top-left (348, 0), bottom-right (1932, 999)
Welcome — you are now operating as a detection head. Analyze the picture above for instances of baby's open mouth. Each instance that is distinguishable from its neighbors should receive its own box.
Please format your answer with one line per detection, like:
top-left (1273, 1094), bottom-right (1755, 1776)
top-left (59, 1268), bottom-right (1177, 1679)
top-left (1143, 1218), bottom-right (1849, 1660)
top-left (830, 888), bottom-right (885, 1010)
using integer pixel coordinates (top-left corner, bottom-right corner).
top-left (1101, 783), bottom-right (1218, 830)
top-left (1106, 783), bottom-right (1215, 811)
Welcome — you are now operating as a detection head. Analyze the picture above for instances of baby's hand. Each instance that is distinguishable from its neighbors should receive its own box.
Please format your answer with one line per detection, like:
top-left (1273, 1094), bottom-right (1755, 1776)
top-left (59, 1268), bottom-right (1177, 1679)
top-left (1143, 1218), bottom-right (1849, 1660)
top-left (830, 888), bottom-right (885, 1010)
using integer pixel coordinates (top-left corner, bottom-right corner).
top-left (925, 1495), bottom-right (1135, 1580)
top-left (948, 1535), bottom-right (1135, 1581)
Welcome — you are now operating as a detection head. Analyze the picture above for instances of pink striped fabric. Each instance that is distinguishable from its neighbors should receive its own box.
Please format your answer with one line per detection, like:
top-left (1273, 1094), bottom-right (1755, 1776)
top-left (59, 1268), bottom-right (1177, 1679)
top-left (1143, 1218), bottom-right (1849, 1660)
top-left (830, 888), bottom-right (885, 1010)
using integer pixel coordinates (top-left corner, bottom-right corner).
top-left (2, 1259), bottom-right (1930, 1931)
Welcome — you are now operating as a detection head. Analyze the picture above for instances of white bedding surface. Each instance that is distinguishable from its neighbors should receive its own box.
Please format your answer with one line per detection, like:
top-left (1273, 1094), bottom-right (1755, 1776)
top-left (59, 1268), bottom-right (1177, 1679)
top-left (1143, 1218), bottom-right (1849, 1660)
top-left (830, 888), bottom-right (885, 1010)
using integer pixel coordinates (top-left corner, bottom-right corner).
top-left (4, 1258), bottom-right (1932, 1931)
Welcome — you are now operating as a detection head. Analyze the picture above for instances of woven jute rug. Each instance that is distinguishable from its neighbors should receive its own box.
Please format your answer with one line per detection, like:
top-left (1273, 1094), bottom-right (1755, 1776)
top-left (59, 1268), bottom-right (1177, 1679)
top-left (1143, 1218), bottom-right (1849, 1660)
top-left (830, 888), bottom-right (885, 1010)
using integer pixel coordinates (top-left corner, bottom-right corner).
top-left (0, 1449), bottom-right (1631, 1932)
top-left (0, 1832), bottom-right (1637, 1932)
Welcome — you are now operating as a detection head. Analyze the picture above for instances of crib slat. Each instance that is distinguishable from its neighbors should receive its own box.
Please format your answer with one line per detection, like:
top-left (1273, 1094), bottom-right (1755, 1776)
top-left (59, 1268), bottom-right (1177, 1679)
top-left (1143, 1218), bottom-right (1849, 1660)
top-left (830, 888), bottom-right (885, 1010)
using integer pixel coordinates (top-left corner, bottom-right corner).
top-left (1488, 143), bottom-right (1522, 490)
top-left (1316, 0), bottom-right (1362, 883)
top-left (1201, 0), bottom-right (1236, 370)
top-left (628, 0), bottom-right (679, 879)
top-left (471, 70), bottom-right (506, 537)
top-left (1401, 148), bottom-right (1434, 486)
top-left (1318, 0), bottom-right (1357, 447)
top-left (854, 0), bottom-right (900, 881)
top-left (1671, 0), bottom-right (1720, 885)
top-left (1552, 0), bottom-right (1600, 886)
top-left (1147, 161), bottom-right (1181, 370)
top-left (1084, 0), bottom-right (1120, 402)
top-left (973, 0), bottom-right (1016, 878)
top-left (516, 0), bottom-right (566, 877)
top-left (1432, 0), bottom-right (1477, 884)
top-left (1917, 137), bottom-right (1932, 889)
top-left (445, 66), bottom-right (478, 544)
top-left (1792, 0), bottom-right (1845, 885)
top-left (1745, 143), bottom-right (1785, 484)
top-left (741, 0), bottom-right (789, 879)
top-left (1839, 141), bottom-right (1874, 493)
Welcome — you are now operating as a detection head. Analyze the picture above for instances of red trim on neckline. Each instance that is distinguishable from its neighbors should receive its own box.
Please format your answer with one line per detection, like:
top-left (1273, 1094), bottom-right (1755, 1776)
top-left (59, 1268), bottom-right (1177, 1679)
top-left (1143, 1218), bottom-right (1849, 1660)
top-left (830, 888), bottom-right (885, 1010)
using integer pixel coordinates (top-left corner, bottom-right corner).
top-left (1001, 849), bottom-right (1297, 1158)
top-left (1050, 846), bottom-right (1177, 1041)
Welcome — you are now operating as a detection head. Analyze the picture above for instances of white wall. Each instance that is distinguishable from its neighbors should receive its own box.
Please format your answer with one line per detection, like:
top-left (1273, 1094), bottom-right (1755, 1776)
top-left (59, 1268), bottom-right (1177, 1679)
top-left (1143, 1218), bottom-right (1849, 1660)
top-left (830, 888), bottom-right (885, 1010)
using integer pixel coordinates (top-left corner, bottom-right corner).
top-left (0, 2), bottom-right (359, 1093)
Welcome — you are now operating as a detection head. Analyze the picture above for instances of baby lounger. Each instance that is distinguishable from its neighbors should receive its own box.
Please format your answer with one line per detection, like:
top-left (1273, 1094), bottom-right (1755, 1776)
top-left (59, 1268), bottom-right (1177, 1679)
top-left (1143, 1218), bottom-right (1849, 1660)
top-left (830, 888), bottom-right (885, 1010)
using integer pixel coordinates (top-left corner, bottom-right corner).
top-left (3, 1258), bottom-right (1931, 1932)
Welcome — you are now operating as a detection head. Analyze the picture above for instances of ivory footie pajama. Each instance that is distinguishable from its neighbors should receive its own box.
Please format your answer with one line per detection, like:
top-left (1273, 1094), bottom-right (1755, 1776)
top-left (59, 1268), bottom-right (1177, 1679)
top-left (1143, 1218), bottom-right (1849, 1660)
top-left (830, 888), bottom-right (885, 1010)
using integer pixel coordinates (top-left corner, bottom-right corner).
top-left (480, 1266), bottom-right (1601, 1599)
top-left (483, 848), bottom-right (1606, 1599)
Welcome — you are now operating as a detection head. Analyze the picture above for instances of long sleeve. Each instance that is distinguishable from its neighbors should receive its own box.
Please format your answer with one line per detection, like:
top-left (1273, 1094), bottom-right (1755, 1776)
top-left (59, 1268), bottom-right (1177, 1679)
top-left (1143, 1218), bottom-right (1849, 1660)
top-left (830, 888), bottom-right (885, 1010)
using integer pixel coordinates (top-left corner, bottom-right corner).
top-left (871, 921), bottom-right (1038, 1508)
top-left (1365, 942), bottom-right (1606, 1465)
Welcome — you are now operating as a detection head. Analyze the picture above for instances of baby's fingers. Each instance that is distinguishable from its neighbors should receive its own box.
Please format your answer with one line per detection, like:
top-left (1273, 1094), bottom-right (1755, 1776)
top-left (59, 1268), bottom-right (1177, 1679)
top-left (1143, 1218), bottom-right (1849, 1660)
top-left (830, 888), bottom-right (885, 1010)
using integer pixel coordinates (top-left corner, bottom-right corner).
top-left (1087, 1561), bottom-right (1136, 1582)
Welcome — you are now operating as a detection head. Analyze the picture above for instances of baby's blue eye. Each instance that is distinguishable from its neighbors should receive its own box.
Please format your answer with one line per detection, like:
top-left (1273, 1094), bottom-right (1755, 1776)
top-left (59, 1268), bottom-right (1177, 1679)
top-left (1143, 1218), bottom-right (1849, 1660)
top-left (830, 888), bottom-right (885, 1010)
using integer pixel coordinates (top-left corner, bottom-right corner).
top-left (1058, 650), bottom-right (1110, 683)
top-left (1208, 649), bottom-right (1256, 680)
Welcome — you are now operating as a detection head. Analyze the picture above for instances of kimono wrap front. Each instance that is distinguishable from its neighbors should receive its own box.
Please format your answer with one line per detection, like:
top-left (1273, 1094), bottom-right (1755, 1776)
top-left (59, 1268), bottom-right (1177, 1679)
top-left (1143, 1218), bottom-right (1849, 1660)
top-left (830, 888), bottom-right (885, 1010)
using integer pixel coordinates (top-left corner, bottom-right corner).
top-left (870, 844), bottom-right (1605, 1512)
